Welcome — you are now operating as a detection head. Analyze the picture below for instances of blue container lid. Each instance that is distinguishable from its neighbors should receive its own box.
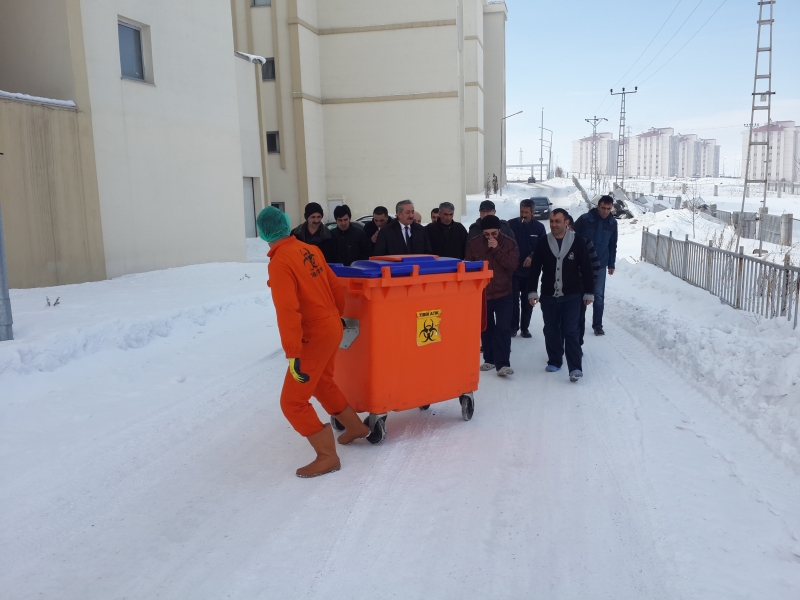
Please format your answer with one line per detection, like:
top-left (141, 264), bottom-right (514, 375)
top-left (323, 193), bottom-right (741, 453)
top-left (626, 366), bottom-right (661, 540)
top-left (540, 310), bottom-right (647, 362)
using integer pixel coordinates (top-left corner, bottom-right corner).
top-left (330, 256), bottom-right (485, 278)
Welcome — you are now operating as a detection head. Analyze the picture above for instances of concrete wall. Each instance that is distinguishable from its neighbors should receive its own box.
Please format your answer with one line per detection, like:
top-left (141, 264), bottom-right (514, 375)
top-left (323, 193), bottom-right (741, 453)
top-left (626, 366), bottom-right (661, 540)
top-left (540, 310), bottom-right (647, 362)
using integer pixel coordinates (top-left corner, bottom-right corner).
top-left (463, 0), bottom-right (485, 194)
top-left (80, 0), bottom-right (246, 277)
top-left (0, 0), bottom-right (77, 102)
top-left (483, 3), bottom-right (507, 186)
top-left (0, 98), bottom-right (106, 288)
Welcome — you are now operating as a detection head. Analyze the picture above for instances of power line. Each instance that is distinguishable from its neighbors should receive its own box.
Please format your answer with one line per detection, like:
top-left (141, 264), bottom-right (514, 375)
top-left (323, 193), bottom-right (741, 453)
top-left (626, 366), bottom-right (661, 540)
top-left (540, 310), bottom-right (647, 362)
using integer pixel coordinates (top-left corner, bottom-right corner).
top-left (611, 0), bottom-right (684, 91)
top-left (591, 0), bottom-right (684, 117)
top-left (627, 0), bottom-right (707, 86)
top-left (638, 0), bottom-right (729, 85)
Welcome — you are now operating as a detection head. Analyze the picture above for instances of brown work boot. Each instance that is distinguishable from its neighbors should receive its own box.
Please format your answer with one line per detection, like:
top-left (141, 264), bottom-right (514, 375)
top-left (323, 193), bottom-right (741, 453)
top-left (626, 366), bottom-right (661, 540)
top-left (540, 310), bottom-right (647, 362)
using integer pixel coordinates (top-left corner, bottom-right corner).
top-left (296, 424), bottom-right (341, 478)
top-left (334, 405), bottom-right (370, 445)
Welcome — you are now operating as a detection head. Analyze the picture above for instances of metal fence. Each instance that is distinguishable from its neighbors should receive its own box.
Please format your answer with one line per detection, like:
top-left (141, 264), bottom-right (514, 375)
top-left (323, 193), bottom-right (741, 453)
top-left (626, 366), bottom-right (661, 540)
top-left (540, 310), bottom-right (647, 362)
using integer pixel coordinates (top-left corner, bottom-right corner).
top-left (703, 208), bottom-right (789, 245)
top-left (641, 228), bottom-right (800, 328)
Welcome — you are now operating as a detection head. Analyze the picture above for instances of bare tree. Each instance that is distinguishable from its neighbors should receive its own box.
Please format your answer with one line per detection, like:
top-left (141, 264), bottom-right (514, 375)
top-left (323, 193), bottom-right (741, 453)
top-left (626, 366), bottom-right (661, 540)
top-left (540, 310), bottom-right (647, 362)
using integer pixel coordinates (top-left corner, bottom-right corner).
top-left (555, 166), bottom-right (564, 178)
top-left (492, 174), bottom-right (499, 195)
top-left (682, 179), bottom-right (704, 239)
top-left (484, 174), bottom-right (491, 199)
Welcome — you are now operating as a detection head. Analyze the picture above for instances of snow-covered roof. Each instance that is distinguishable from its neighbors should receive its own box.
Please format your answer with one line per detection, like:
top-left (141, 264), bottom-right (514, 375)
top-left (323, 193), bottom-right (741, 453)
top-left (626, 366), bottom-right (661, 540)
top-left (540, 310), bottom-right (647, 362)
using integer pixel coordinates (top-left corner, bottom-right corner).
top-left (0, 90), bottom-right (76, 109)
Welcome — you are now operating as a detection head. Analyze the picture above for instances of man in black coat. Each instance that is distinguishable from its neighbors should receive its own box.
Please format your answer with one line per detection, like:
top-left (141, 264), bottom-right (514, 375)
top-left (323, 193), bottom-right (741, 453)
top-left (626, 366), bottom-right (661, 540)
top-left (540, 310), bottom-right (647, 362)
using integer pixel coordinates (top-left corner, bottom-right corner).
top-left (291, 202), bottom-right (334, 262)
top-left (363, 206), bottom-right (393, 254)
top-left (528, 208), bottom-right (595, 382)
top-left (507, 199), bottom-right (546, 338)
top-left (374, 200), bottom-right (432, 256)
top-left (425, 202), bottom-right (469, 259)
top-left (467, 199), bottom-right (514, 241)
top-left (328, 205), bottom-right (371, 266)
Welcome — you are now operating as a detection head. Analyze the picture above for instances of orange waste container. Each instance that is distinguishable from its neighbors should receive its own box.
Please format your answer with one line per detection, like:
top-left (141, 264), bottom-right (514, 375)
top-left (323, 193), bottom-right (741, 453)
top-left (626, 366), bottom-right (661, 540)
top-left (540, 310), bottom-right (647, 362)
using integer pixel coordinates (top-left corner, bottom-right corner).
top-left (328, 255), bottom-right (492, 444)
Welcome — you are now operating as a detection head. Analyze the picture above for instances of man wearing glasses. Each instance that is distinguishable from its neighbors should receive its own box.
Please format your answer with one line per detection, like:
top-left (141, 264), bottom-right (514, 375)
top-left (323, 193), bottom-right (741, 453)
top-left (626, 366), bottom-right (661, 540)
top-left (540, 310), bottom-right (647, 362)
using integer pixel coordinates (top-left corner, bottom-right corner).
top-left (465, 215), bottom-right (519, 377)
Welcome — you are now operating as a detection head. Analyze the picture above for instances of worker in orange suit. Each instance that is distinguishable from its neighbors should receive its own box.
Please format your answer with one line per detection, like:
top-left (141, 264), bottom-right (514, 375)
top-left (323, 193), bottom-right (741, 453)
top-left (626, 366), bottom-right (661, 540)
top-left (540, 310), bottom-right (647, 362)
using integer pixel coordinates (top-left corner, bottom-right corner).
top-left (258, 206), bottom-right (370, 478)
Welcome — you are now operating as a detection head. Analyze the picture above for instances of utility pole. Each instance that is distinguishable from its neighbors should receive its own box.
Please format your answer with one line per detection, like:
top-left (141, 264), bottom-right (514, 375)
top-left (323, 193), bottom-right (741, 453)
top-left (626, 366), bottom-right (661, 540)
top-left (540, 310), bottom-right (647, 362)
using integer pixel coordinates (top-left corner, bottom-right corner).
top-left (542, 127), bottom-right (553, 180)
top-left (585, 116), bottom-right (607, 197)
top-left (737, 0), bottom-right (776, 254)
top-left (539, 108), bottom-right (544, 182)
top-left (610, 87), bottom-right (637, 192)
top-left (0, 149), bottom-right (13, 341)
top-left (519, 148), bottom-right (523, 165)
top-left (500, 110), bottom-right (523, 195)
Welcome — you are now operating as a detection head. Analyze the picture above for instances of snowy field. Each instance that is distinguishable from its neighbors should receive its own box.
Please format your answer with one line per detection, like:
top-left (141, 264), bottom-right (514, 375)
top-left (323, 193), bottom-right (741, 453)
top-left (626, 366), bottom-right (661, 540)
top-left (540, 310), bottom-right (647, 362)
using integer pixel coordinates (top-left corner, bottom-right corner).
top-left (2, 203), bottom-right (800, 597)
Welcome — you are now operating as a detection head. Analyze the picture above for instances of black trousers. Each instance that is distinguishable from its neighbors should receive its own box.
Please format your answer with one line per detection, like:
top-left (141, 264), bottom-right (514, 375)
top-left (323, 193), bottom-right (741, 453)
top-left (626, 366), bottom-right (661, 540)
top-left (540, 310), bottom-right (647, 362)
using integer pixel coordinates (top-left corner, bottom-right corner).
top-left (512, 275), bottom-right (533, 333)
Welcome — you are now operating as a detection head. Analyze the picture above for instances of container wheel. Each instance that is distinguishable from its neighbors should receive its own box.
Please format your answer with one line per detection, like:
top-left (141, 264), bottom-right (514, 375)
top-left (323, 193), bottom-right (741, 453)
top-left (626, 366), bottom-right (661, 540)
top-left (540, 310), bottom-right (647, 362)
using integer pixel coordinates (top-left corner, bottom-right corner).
top-left (459, 394), bottom-right (474, 421)
top-left (362, 415), bottom-right (387, 445)
top-left (330, 415), bottom-right (345, 432)
top-left (419, 405), bottom-right (431, 411)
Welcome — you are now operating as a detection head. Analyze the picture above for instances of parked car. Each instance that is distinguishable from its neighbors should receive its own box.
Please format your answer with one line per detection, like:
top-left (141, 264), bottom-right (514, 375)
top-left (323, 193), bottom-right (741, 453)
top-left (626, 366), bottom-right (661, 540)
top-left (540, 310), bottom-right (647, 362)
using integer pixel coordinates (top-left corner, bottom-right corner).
top-left (326, 219), bottom-right (366, 231)
top-left (530, 196), bottom-right (552, 219)
top-left (527, 176), bottom-right (537, 184)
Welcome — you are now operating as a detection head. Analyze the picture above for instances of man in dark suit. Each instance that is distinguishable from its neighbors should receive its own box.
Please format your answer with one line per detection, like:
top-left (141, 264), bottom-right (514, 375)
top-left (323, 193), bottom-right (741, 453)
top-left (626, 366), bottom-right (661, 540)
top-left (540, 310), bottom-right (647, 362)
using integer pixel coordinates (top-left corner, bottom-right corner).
top-left (374, 200), bottom-right (432, 256)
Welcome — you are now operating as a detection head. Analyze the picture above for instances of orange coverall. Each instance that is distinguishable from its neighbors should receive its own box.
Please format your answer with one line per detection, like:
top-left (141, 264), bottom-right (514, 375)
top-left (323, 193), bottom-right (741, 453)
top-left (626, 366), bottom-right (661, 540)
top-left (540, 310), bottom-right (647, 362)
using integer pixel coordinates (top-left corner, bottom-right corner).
top-left (267, 236), bottom-right (349, 437)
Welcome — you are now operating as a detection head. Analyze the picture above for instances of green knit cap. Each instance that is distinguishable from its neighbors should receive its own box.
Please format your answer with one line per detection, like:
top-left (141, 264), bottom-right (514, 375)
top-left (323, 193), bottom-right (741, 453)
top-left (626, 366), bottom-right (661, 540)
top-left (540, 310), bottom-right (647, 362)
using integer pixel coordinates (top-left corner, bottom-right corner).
top-left (257, 206), bottom-right (291, 242)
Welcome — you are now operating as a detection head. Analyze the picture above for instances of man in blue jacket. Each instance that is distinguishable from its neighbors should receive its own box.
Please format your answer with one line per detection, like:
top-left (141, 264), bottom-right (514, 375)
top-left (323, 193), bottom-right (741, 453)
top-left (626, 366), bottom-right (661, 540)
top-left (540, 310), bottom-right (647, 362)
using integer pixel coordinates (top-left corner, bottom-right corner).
top-left (507, 199), bottom-right (546, 338)
top-left (574, 195), bottom-right (617, 336)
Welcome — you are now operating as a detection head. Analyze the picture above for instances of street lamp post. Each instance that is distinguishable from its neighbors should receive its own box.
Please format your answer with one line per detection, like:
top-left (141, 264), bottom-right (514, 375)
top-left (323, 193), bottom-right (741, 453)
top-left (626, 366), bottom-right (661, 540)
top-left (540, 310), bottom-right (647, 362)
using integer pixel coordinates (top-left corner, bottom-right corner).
top-left (500, 110), bottom-right (523, 195)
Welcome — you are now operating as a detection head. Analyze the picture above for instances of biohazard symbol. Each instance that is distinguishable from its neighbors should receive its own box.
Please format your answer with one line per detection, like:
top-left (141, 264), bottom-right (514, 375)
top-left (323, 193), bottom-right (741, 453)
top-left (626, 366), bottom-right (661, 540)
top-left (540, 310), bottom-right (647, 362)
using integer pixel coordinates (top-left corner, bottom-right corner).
top-left (301, 248), bottom-right (319, 270)
top-left (301, 247), bottom-right (324, 278)
top-left (416, 309), bottom-right (442, 346)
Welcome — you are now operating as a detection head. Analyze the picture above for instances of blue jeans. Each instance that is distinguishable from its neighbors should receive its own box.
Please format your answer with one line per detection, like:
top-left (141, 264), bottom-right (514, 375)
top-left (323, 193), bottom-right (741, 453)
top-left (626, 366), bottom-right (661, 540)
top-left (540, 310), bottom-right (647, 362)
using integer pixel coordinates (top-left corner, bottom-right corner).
top-left (591, 268), bottom-right (607, 330)
top-left (512, 275), bottom-right (533, 333)
top-left (540, 294), bottom-right (582, 373)
top-left (482, 294), bottom-right (513, 370)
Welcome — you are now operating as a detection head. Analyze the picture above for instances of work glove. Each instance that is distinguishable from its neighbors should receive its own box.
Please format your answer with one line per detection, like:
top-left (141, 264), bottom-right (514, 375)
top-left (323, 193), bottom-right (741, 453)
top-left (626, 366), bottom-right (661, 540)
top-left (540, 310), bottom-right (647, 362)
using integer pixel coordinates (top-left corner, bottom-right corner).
top-left (288, 358), bottom-right (310, 384)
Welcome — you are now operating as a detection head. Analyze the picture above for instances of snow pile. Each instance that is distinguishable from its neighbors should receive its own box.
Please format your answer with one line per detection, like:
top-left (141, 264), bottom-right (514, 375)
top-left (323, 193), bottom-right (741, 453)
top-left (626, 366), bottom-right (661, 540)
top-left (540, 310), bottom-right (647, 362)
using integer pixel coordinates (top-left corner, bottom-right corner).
top-left (608, 260), bottom-right (800, 471)
top-left (0, 90), bottom-right (76, 108)
top-left (1, 260), bottom-right (272, 377)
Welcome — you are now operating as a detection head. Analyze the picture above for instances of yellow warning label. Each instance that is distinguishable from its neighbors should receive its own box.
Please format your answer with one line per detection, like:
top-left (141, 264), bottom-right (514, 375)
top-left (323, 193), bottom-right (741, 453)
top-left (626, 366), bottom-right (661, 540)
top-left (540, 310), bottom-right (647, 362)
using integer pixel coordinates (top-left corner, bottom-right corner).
top-left (416, 309), bottom-right (442, 346)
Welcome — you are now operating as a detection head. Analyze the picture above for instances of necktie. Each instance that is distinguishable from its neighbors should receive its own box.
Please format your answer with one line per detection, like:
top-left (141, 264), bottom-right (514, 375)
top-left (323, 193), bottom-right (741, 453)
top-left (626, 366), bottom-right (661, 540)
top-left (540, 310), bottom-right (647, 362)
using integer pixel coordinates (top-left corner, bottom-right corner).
top-left (404, 226), bottom-right (411, 249)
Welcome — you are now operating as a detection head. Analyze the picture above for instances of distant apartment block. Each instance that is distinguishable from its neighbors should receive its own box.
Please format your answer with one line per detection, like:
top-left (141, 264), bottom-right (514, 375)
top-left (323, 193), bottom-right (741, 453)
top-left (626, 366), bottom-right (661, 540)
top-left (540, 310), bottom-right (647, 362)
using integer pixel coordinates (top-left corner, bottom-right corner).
top-left (741, 120), bottom-right (799, 182)
top-left (628, 127), bottom-right (720, 179)
top-left (571, 132), bottom-right (618, 177)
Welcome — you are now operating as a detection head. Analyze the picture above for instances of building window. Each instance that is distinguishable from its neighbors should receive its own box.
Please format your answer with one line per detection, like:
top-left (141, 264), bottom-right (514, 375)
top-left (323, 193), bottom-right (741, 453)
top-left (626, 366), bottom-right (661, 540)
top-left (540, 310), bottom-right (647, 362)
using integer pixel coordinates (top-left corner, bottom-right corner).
top-left (266, 132), bottom-right (280, 154)
top-left (253, 0), bottom-right (271, 6)
top-left (118, 23), bottom-right (144, 81)
top-left (261, 58), bottom-right (275, 81)
top-left (271, 202), bottom-right (286, 212)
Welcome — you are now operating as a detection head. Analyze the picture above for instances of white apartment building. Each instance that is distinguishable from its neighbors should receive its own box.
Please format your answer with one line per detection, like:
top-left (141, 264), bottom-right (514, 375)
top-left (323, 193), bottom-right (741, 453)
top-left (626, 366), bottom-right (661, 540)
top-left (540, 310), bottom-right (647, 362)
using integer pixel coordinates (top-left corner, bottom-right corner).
top-left (572, 132), bottom-right (618, 177)
top-left (630, 128), bottom-right (675, 179)
top-left (0, 0), bottom-right (260, 289)
top-left (628, 127), bottom-right (720, 179)
top-left (675, 134), bottom-right (719, 178)
top-left (230, 0), bottom-right (508, 225)
top-left (741, 120), bottom-right (799, 182)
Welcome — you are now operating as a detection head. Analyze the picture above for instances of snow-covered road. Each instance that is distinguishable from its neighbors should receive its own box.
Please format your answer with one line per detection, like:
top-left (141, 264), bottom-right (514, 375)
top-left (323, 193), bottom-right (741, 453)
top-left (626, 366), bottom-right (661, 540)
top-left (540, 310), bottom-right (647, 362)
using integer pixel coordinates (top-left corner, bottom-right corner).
top-left (2, 253), bottom-right (799, 598)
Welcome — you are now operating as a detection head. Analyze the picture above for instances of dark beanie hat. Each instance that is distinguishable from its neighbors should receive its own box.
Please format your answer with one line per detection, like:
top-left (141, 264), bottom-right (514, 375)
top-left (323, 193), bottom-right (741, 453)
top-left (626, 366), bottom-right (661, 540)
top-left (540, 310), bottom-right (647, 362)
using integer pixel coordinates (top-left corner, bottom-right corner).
top-left (479, 200), bottom-right (496, 211)
top-left (480, 215), bottom-right (501, 230)
top-left (304, 202), bottom-right (324, 220)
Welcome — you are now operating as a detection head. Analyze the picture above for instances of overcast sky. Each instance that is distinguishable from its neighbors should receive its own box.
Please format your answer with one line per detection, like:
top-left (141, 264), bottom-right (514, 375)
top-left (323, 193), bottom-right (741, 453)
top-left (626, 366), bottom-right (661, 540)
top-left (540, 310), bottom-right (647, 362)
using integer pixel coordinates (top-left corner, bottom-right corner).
top-left (503, 0), bottom-right (800, 176)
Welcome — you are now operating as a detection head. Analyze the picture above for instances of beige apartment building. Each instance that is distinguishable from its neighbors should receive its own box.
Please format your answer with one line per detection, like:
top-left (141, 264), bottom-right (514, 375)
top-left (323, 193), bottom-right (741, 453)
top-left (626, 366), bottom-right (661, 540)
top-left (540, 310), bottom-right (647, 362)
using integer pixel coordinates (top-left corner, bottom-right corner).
top-left (230, 0), bottom-right (508, 225)
top-left (0, 0), bottom-right (262, 289)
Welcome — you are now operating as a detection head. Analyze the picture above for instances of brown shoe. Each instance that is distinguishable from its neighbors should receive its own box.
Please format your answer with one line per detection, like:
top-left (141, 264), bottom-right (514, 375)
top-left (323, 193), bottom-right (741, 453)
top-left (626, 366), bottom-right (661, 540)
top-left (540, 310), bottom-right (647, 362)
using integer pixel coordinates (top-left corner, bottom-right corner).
top-left (296, 424), bottom-right (341, 478)
top-left (334, 405), bottom-right (370, 445)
